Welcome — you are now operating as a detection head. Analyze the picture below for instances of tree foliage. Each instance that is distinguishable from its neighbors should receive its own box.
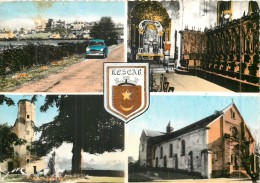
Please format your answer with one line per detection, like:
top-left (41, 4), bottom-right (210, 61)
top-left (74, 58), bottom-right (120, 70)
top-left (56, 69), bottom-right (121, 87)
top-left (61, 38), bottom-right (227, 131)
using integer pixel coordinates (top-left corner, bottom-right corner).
top-left (0, 42), bottom-right (88, 76)
top-left (0, 124), bottom-right (27, 163)
top-left (0, 96), bottom-right (26, 163)
top-left (90, 16), bottom-right (118, 41)
top-left (0, 95), bottom-right (15, 106)
top-left (33, 95), bottom-right (124, 173)
top-left (233, 121), bottom-right (259, 183)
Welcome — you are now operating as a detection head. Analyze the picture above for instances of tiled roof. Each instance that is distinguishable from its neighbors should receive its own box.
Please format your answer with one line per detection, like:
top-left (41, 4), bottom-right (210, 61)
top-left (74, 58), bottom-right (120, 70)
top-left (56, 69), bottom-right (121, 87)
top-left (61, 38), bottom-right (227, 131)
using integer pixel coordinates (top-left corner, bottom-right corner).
top-left (151, 111), bottom-right (223, 144)
top-left (144, 129), bottom-right (165, 137)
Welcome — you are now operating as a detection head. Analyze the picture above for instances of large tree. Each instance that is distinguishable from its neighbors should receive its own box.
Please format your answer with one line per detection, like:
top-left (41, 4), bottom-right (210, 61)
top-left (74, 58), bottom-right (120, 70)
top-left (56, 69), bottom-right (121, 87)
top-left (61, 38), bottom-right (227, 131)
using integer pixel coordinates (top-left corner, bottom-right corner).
top-left (0, 95), bottom-right (14, 106)
top-left (0, 95), bottom-right (26, 163)
top-left (233, 121), bottom-right (259, 183)
top-left (90, 17), bottom-right (118, 41)
top-left (32, 95), bottom-right (124, 174)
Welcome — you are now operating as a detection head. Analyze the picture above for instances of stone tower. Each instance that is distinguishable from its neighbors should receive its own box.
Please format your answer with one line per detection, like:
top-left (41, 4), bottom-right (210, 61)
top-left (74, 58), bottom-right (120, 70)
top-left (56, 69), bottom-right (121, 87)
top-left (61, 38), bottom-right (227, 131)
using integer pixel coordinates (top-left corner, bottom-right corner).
top-left (12, 99), bottom-right (36, 169)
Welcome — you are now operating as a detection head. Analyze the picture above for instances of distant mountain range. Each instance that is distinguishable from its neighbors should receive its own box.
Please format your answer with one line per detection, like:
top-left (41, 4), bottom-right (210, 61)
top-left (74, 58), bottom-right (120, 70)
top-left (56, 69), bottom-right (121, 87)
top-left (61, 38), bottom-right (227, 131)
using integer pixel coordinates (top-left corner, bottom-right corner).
top-left (56, 157), bottom-right (124, 171)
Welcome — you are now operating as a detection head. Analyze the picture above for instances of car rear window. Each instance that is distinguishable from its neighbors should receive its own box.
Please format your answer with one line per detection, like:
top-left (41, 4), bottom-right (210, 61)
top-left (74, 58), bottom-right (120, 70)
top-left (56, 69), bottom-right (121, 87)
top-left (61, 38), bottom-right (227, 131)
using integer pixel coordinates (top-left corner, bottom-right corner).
top-left (89, 41), bottom-right (104, 46)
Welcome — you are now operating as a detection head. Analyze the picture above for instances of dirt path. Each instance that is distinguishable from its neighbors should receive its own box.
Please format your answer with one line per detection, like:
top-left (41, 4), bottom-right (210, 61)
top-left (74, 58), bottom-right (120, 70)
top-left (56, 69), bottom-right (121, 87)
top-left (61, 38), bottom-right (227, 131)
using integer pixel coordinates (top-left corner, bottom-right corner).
top-left (11, 44), bottom-right (124, 93)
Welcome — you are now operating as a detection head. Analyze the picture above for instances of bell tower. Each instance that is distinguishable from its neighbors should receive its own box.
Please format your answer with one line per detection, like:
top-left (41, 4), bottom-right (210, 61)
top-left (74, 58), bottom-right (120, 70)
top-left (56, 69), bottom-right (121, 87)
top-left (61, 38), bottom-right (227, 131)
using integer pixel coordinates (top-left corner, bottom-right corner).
top-left (12, 99), bottom-right (35, 168)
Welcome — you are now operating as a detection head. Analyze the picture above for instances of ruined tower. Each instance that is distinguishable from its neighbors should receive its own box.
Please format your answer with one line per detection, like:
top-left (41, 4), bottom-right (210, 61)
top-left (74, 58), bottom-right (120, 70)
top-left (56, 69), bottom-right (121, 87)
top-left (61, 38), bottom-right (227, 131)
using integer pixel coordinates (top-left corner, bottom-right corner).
top-left (1, 99), bottom-right (44, 174)
top-left (12, 99), bottom-right (36, 170)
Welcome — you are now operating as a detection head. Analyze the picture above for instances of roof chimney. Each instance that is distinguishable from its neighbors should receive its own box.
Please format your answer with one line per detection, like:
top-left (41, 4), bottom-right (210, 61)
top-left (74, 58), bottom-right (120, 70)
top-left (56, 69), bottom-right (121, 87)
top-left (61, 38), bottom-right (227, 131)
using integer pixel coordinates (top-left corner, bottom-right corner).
top-left (166, 121), bottom-right (174, 133)
top-left (214, 110), bottom-right (220, 115)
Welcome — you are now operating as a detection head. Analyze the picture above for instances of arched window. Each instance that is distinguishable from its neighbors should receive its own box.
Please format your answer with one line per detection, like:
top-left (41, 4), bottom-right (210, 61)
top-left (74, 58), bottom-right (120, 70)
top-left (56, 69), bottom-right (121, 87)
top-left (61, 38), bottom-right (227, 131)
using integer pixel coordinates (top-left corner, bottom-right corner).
top-left (160, 146), bottom-right (163, 159)
top-left (230, 109), bottom-right (236, 119)
top-left (169, 144), bottom-right (173, 157)
top-left (230, 126), bottom-right (238, 138)
top-left (181, 140), bottom-right (185, 156)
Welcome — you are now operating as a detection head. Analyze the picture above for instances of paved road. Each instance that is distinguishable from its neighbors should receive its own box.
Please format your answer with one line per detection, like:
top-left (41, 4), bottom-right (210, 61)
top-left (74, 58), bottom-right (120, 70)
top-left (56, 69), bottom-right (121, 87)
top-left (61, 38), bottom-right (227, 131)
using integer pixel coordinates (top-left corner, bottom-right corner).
top-left (12, 44), bottom-right (124, 93)
top-left (153, 72), bottom-right (233, 92)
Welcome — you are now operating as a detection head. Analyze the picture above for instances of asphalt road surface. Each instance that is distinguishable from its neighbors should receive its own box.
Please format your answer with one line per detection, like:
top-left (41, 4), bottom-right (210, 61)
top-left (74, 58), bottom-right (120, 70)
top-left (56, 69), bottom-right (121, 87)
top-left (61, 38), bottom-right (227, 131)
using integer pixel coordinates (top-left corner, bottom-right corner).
top-left (12, 44), bottom-right (124, 93)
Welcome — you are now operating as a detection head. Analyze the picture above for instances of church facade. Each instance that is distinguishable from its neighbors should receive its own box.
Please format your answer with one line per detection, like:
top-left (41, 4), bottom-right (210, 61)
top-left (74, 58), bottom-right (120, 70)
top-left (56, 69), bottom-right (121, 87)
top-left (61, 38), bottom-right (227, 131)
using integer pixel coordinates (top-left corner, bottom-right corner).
top-left (139, 103), bottom-right (257, 178)
top-left (0, 99), bottom-right (44, 174)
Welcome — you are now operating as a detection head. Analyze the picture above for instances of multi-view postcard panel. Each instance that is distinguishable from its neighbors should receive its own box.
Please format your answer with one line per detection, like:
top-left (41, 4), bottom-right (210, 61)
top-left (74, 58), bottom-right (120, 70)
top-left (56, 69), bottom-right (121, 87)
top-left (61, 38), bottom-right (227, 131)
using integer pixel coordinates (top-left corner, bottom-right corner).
top-left (128, 1), bottom-right (259, 92)
top-left (0, 1), bottom-right (125, 93)
top-left (0, 0), bottom-right (259, 183)
top-left (127, 95), bottom-right (260, 182)
top-left (0, 95), bottom-right (125, 182)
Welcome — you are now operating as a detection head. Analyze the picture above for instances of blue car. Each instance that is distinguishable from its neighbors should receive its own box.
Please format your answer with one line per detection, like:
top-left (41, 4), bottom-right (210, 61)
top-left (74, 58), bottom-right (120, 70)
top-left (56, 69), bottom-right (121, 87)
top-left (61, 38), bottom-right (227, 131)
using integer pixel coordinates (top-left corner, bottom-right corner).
top-left (86, 39), bottom-right (108, 58)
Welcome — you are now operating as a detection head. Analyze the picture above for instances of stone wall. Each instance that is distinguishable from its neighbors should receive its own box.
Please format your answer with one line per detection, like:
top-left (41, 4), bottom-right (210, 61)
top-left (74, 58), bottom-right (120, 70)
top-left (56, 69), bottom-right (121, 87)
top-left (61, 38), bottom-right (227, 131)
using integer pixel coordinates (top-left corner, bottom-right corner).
top-left (152, 128), bottom-right (207, 174)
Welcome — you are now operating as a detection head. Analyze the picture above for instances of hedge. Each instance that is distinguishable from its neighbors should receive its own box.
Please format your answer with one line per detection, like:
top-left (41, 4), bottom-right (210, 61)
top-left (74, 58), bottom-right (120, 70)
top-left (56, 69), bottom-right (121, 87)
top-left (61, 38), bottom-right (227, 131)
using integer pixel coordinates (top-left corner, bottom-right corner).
top-left (0, 41), bottom-right (88, 76)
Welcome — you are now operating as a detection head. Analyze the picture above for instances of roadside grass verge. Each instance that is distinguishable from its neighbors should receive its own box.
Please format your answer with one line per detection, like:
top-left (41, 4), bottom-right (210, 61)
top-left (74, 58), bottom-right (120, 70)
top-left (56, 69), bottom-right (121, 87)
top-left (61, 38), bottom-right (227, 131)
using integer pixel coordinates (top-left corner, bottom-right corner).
top-left (0, 54), bottom-right (84, 91)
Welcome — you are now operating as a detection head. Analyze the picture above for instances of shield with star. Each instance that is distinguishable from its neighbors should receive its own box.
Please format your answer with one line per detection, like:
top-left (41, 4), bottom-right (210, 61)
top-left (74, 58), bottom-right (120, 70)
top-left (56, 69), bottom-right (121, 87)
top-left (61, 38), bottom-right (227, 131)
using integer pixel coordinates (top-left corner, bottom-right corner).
top-left (104, 63), bottom-right (149, 122)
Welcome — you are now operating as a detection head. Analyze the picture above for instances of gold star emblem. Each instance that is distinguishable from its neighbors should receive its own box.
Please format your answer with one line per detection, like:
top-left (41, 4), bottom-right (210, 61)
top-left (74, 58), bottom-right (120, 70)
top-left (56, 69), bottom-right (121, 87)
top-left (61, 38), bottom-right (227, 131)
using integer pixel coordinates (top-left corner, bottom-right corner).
top-left (122, 90), bottom-right (131, 101)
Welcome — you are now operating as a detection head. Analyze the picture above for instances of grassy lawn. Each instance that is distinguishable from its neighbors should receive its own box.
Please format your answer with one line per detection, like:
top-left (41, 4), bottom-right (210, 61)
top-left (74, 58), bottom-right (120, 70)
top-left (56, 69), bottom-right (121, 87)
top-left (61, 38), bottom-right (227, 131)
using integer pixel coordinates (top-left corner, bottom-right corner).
top-left (128, 172), bottom-right (153, 182)
top-left (128, 170), bottom-right (255, 182)
top-left (74, 176), bottom-right (124, 182)
top-left (21, 32), bottom-right (52, 39)
top-left (156, 170), bottom-right (200, 179)
top-left (2, 175), bottom-right (124, 182)
top-left (0, 54), bottom-right (84, 91)
top-left (129, 169), bottom-right (201, 182)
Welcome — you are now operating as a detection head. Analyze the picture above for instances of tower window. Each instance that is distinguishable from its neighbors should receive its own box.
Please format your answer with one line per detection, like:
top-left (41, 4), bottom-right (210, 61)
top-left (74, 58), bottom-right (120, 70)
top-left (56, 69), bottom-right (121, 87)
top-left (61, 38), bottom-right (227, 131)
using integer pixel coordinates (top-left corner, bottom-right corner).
top-left (230, 109), bottom-right (235, 119)
top-left (26, 159), bottom-right (30, 164)
top-left (27, 115), bottom-right (30, 119)
top-left (181, 140), bottom-right (185, 156)
top-left (26, 146), bottom-right (30, 156)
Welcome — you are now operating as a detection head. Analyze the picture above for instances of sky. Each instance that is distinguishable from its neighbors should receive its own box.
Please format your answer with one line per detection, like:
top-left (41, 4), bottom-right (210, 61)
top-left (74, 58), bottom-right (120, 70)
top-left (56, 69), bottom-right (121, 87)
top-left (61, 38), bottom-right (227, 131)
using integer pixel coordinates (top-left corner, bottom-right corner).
top-left (0, 1), bottom-right (125, 30)
top-left (0, 95), bottom-right (125, 171)
top-left (127, 94), bottom-right (260, 160)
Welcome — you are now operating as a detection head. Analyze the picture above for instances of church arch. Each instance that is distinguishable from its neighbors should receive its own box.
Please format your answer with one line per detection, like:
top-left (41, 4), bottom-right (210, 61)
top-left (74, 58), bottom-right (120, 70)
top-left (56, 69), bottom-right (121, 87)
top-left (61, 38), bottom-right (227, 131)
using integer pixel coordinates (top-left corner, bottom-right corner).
top-left (160, 146), bottom-right (163, 159)
top-left (181, 140), bottom-right (185, 156)
top-left (169, 143), bottom-right (173, 157)
top-left (188, 151), bottom-right (193, 171)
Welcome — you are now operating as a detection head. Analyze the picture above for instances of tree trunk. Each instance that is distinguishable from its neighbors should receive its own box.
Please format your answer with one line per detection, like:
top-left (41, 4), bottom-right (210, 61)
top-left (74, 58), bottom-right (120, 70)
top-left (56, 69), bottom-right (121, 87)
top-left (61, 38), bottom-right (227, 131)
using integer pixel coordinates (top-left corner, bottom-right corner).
top-left (71, 143), bottom-right (82, 174)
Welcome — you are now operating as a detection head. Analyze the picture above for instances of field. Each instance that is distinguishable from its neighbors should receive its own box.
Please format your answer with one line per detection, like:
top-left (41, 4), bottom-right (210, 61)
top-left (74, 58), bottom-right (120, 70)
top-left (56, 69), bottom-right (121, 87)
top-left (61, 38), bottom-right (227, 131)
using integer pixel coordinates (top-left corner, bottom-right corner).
top-left (20, 32), bottom-right (52, 39)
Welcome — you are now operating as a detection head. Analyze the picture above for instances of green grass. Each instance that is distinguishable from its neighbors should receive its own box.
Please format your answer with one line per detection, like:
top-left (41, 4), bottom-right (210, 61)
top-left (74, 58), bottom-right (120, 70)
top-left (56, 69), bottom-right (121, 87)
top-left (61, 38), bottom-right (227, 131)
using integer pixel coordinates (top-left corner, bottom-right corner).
top-left (21, 32), bottom-right (52, 39)
top-left (2, 175), bottom-right (124, 183)
top-left (128, 169), bottom-right (201, 182)
top-left (74, 176), bottom-right (124, 182)
top-left (128, 172), bottom-right (153, 182)
top-left (0, 54), bottom-right (84, 91)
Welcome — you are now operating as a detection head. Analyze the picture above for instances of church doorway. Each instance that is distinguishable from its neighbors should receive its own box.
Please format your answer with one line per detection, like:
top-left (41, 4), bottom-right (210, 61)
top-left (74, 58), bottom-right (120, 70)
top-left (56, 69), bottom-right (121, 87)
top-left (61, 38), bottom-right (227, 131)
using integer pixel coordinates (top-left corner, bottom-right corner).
top-left (8, 162), bottom-right (13, 172)
top-left (164, 155), bottom-right (167, 168)
top-left (33, 166), bottom-right (37, 174)
top-left (231, 154), bottom-right (239, 170)
top-left (156, 157), bottom-right (158, 168)
top-left (174, 154), bottom-right (178, 170)
top-left (188, 151), bottom-right (193, 171)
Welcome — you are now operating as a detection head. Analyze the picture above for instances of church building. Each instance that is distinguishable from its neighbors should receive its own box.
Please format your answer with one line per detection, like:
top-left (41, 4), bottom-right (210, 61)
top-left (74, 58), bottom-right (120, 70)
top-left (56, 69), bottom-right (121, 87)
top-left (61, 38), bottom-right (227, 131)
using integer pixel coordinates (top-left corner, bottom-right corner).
top-left (0, 99), bottom-right (44, 174)
top-left (139, 103), bottom-right (257, 178)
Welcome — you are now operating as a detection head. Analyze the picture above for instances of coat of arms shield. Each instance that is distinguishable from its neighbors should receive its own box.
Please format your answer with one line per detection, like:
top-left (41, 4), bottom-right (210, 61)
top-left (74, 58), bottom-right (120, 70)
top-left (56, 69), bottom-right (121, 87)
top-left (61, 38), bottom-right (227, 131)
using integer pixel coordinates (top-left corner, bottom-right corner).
top-left (104, 63), bottom-right (149, 122)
